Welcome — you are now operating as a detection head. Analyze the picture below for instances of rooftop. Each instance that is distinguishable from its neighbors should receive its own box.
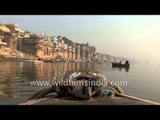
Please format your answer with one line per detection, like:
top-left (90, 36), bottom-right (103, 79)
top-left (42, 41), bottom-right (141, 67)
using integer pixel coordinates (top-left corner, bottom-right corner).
top-left (0, 24), bottom-right (10, 33)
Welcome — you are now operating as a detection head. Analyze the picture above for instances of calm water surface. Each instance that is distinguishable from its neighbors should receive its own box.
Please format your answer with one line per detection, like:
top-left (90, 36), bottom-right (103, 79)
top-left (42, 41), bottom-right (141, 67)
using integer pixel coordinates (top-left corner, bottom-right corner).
top-left (0, 61), bottom-right (160, 104)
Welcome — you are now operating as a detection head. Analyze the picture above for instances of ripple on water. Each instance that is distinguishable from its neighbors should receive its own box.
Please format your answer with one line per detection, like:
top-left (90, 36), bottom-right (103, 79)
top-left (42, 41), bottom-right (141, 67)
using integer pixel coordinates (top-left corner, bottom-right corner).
top-left (0, 61), bottom-right (160, 104)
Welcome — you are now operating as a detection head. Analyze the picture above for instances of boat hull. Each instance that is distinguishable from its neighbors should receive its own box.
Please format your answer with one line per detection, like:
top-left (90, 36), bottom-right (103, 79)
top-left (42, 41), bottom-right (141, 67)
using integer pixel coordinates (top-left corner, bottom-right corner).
top-left (112, 62), bottom-right (130, 68)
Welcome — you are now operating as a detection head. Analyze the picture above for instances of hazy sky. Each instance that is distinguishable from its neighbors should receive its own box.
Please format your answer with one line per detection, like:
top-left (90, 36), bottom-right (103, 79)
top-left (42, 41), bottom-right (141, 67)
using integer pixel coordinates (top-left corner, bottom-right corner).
top-left (0, 15), bottom-right (160, 64)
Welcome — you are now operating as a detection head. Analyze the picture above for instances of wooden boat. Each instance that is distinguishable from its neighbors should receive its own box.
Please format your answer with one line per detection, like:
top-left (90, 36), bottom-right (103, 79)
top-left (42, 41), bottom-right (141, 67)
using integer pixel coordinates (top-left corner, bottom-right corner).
top-left (19, 70), bottom-right (159, 105)
top-left (32, 60), bottom-right (43, 64)
top-left (112, 62), bottom-right (130, 68)
top-left (19, 92), bottom-right (159, 105)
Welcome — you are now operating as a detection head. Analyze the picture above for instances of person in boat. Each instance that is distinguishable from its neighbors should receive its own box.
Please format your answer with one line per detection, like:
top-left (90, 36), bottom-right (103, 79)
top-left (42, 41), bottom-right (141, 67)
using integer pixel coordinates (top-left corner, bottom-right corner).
top-left (38, 58), bottom-right (41, 61)
top-left (28, 71), bottom-right (124, 100)
top-left (125, 60), bottom-right (129, 65)
top-left (119, 60), bottom-right (122, 65)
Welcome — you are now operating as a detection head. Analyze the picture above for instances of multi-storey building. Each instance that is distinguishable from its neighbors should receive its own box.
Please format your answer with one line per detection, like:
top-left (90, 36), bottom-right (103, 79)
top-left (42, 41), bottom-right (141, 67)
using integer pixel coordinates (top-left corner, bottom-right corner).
top-left (75, 43), bottom-right (81, 61)
top-left (3, 23), bottom-right (24, 50)
top-left (0, 24), bottom-right (9, 49)
top-left (18, 35), bottom-right (54, 60)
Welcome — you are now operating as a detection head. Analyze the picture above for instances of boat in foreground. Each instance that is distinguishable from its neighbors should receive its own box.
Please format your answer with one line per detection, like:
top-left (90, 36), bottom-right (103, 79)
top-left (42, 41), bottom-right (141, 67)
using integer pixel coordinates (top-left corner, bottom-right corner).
top-left (19, 70), bottom-right (159, 105)
top-left (19, 93), bottom-right (159, 105)
top-left (32, 60), bottom-right (43, 64)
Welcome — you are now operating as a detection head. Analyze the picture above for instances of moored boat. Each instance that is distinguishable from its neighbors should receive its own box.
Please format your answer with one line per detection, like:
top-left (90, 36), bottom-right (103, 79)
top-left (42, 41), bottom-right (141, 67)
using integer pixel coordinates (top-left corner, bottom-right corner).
top-left (32, 60), bottom-right (43, 64)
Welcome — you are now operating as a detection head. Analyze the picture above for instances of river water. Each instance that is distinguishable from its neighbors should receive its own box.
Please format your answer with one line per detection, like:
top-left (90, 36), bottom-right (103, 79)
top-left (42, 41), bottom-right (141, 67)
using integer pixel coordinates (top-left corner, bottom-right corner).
top-left (0, 61), bottom-right (160, 104)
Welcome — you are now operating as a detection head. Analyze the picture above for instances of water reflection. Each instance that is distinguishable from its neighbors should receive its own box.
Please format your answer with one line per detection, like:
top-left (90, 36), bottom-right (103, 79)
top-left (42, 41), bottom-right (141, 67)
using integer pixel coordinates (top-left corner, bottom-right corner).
top-left (0, 62), bottom-right (20, 98)
top-left (2, 61), bottom-right (160, 104)
top-left (32, 62), bottom-right (96, 79)
top-left (0, 61), bottom-right (96, 100)
top-left (119, 67), bottom-right (129, 72)
top-left (111, 67), bottom-right (129, 73)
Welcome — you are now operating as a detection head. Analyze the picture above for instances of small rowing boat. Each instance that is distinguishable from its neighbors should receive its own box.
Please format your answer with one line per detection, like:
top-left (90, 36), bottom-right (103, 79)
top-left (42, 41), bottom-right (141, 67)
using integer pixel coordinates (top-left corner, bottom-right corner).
top-left (111, 62), bottom-right (130, 68)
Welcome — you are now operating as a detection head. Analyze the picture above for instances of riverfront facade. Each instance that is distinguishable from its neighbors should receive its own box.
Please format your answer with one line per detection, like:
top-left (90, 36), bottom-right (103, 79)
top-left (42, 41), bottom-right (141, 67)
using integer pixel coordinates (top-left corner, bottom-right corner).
top-left (0, 23), bottom-right (98, 62)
